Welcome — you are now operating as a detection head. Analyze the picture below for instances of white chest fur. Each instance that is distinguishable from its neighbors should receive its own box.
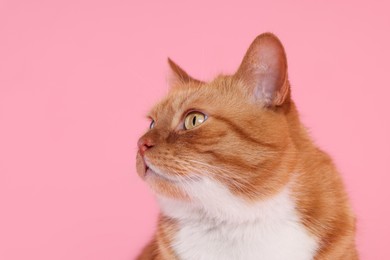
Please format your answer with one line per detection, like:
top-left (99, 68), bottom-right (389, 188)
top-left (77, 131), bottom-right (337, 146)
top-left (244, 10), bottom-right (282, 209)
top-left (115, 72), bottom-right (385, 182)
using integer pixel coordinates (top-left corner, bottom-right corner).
top-left (158, 178), bottom-right (318, 260)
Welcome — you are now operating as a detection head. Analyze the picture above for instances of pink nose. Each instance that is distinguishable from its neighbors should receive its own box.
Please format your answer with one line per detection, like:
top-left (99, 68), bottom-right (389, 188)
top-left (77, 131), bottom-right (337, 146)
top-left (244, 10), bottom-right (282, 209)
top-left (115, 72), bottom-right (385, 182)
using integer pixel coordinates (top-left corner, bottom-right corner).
top-left (137, 137), bottom-right (155, 156)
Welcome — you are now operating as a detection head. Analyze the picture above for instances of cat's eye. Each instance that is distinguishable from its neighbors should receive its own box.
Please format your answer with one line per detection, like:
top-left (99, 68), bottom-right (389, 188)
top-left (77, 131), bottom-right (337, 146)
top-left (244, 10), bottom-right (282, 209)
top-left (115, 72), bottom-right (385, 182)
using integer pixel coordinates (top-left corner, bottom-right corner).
top-left (184, 112), bottom-right (207, 130)
top-left (149, 120), bottom-right (155, 129)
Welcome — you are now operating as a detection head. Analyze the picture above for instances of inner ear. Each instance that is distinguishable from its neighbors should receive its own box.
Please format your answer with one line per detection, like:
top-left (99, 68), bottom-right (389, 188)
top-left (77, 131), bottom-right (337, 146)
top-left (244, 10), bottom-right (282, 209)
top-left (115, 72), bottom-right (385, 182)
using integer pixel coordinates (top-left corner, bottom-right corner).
top-left (167, 58), bottom-right (203, 86)
top-left (235, 33), bottom-right (289, 106)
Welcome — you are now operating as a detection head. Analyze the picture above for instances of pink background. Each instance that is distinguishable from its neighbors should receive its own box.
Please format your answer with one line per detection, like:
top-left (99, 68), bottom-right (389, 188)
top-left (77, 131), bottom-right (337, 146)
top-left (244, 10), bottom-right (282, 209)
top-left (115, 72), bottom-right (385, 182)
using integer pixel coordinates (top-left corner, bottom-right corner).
top-left (1, 1), bottom-right (389, 259)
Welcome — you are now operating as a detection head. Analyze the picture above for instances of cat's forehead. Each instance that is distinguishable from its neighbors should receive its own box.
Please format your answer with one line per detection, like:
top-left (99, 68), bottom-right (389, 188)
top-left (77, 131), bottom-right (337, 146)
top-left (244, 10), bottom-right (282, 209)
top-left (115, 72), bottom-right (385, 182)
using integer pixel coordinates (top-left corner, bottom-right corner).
top-left (148, 76), bottom-right (250, 123)
top-left (149, 81), bottom-right (215, 117)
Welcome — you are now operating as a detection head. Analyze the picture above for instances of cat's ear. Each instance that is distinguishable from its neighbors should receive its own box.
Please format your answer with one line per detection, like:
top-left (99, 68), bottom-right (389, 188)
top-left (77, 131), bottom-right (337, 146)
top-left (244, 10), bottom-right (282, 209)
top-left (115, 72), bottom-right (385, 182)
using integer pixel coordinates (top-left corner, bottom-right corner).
top-left (235, 33), bottom-right (289, 106)
top-left (167, 58), bottom-right (202, 86)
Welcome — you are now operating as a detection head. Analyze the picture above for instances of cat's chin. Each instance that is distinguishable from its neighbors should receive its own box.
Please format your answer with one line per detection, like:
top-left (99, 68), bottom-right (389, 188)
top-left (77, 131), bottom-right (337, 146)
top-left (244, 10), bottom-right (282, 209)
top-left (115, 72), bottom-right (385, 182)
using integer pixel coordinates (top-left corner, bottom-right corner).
top-left (145, 167), bottom-right (178, 183)
top-left (144, 166), bottom-right (192, 200)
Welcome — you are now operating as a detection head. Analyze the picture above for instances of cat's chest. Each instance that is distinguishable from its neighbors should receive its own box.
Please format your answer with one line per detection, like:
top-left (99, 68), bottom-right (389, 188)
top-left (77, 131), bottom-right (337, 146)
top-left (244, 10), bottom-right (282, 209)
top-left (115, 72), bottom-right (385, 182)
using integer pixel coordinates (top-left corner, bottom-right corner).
top-left (159, 180), bottom-right (318, 260)
top-left (161, 182), bottom-right (318, 260)
top-left (172, 217), bottom-right (317, 260)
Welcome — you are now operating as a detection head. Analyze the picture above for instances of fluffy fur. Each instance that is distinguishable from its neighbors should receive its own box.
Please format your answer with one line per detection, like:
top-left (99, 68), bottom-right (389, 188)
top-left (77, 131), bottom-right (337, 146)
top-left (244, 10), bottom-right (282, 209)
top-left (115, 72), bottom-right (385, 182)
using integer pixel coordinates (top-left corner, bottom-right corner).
top-left (136, 33), bottom-right (357, 259)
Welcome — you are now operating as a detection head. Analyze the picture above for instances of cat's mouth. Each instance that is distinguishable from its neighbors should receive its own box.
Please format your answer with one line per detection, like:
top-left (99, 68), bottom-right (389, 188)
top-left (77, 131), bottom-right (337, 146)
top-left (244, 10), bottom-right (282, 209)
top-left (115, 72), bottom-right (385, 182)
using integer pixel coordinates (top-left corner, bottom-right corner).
top-left (137, 153), bottom-right (195, 184)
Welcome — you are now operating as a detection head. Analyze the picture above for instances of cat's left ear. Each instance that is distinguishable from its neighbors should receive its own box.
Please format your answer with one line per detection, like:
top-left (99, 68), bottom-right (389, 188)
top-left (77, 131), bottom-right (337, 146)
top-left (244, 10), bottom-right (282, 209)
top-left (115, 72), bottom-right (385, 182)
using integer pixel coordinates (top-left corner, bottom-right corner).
top-left (235, 33), bottom-right (289, 106)
top-left (167, 58), bottom-right (203, 86)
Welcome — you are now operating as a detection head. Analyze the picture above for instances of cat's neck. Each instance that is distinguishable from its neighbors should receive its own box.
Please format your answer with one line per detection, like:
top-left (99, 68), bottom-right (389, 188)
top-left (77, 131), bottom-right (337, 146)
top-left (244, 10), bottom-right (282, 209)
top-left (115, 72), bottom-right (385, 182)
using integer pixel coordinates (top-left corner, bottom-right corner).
top-left (157, 179), bottom-right (297, 225)
top-left (157, 181), bottom-right (319, 260)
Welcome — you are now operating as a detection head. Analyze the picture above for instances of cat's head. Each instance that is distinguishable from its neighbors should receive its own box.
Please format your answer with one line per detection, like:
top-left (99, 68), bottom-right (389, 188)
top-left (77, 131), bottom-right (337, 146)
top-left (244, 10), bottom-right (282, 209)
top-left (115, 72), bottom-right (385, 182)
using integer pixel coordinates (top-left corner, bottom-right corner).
top-left (136, 33), bottom-right (299, 206)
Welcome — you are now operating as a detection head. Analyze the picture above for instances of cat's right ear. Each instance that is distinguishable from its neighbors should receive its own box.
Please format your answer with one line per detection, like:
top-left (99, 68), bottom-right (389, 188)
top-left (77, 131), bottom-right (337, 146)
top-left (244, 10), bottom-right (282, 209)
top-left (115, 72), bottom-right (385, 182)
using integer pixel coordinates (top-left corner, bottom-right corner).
top-left (235, 33), bottom-right (290, 106)
top-left (167, 58), bottom-right (202, 86)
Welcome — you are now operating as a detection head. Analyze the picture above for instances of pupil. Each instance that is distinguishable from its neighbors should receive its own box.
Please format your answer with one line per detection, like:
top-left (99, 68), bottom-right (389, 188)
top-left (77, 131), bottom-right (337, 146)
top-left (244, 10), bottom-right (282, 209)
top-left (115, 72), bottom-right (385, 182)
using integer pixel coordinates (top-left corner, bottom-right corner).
top-left (192, 116), bottom-right (197, 125)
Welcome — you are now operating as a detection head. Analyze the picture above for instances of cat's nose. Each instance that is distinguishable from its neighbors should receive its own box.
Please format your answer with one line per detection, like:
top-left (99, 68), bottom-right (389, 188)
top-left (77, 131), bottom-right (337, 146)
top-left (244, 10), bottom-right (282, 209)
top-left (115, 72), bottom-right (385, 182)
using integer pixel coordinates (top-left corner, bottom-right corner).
top-left (137, 137), bottom-right (155, 156)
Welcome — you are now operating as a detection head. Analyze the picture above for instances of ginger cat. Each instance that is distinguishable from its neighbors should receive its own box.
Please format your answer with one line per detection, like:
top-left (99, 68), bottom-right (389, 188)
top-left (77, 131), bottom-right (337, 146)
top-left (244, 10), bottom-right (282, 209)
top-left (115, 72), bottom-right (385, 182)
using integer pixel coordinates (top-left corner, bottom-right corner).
top-left (136, 33), bottom-right (357, 260)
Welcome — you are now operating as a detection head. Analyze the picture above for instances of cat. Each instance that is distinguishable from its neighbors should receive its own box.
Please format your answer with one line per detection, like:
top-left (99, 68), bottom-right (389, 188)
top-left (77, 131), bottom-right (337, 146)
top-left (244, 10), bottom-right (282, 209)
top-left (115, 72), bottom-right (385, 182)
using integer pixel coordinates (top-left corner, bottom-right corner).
top-left (135, 33), bottom-right (358, 260)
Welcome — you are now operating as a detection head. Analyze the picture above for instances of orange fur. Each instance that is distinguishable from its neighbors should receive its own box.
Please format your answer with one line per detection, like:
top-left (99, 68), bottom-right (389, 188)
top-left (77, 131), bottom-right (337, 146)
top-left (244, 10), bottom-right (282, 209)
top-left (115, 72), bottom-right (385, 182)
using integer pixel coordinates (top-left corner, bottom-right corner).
top-left (136, 33), bottom-right (357, 259)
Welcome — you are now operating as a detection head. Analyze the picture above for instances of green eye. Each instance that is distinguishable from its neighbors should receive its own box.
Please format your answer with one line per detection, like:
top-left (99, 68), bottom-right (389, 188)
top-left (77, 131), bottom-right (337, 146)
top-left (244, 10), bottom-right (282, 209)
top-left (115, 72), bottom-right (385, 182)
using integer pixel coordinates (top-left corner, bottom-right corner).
top-left (184, 112), bottom-right (206, 130)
